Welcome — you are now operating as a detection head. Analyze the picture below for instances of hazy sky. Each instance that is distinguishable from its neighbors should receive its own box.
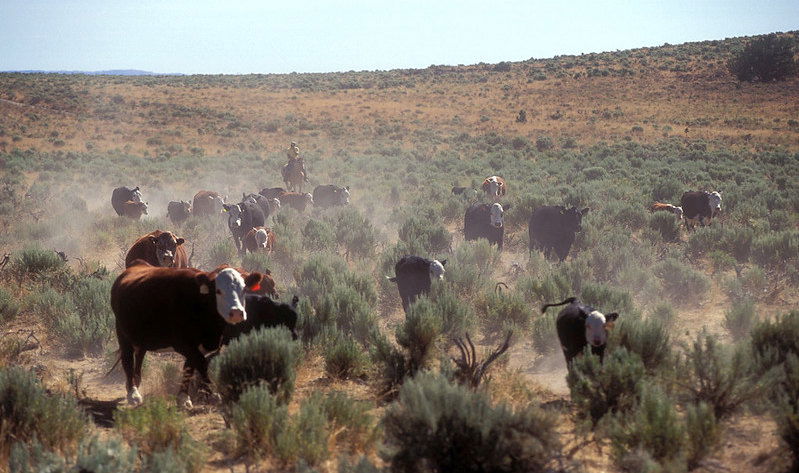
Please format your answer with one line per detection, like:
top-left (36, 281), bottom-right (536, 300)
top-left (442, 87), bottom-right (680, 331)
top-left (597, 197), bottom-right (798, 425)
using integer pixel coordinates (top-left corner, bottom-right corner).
top-left (1, 0), bottom-right (796, 74)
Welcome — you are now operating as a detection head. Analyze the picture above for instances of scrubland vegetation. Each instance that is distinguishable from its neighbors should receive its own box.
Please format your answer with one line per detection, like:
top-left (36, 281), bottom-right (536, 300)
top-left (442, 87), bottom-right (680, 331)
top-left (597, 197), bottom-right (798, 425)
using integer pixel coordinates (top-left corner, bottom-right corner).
top-left (0, 32), bottom-right (797, 472)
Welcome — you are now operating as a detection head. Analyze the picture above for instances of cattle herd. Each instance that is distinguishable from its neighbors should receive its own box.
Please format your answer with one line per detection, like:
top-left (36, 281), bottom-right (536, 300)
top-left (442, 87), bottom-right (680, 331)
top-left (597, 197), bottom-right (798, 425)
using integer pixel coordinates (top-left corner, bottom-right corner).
top-left (109, 173), bottom-right (723, 407)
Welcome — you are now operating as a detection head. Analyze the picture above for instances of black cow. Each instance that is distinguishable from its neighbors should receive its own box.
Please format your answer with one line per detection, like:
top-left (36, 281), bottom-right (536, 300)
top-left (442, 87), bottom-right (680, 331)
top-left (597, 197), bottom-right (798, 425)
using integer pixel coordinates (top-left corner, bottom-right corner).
top-left (680, 191), bottom-right (722, 230)
top-left (111, 186), bottom-right (142, 216)
top-left (464, 202), bottom-right (510, 250)
top-left (111, 263), bottom-right (264, 408)
top-left (222, 294), bottom-right (300, 343)
top-left (528, 206), bottom-right (589, 262)
top-left (541, 297), bottom-right (619, 367)
top-left (313, 184), bottom-right (350, 208)
top-left (167, 200), bottom-right (192, 225)
top-left (243, 193), bottom-right (280, 221)
top-left (223, 201), bottom-right (265, 254)
top-left (388, 255), bottom-right (447, 313)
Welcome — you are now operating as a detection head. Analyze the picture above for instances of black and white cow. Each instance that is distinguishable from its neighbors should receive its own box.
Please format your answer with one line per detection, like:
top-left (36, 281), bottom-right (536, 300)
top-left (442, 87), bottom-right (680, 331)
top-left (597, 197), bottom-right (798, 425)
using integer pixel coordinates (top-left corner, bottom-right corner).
top-left (528, 206), bottom-right (589, 262)
top-left (464, 202), bottom-right (510, 250)
top-left (167, 200), bottom-right (192, 225)
top-left (243, 193), bottom-right (280, 221)
top-left (111, 186), bottom-right (143, 216)
top-left (680, 190), bottom-right (722, 230)
top-left (223, 201), bottom-right (265, 254)
top-left (388, 255), bottom-right (447, 313)
top-left (222, 294), bottom-right (300, 343)
top-left (541, 297), bottom-right (619, 367)
top-left (313, 184), bottom-right (350, 208)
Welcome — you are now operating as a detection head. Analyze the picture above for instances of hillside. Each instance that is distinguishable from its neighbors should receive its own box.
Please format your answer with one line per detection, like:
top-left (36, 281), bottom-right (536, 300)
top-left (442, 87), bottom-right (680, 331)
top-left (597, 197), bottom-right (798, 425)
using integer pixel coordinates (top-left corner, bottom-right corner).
top-left (0, 32), bottom-right (798, 473)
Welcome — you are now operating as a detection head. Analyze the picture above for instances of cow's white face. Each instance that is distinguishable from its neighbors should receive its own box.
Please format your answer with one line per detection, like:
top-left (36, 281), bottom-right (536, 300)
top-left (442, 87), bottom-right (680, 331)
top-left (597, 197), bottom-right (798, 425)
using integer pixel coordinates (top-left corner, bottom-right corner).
top-left (584, 310), bottom-right (618, 347)
top-left (269, 198), bottom-right (281, 213)
top-left (340, 188), bottom-right (350, 205)
top-left (304, 193), bottom-right (314, 205)
top-left (486, 177), bottom-right (500, 197)
top-left (255, 229), bottom-right (268, 248)
top-left (708, 191), bottom-right (722, 214)
top-left (226, 204), bottom-right (243, 229)
top-left (673, 206), bottom-right (684, 219)
top-left (131, 188), bottom-right (143, 203)
top-left (429, 259), bottom-right (446, 280)
top-left (490, 203), bottom-right (505, 228)
top-left (211, 268), bottom-right (247, 324)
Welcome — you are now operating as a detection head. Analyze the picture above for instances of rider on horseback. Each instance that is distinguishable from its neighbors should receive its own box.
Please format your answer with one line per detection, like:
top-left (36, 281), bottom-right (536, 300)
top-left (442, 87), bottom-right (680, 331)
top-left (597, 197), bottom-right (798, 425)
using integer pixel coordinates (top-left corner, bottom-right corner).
top-left (282, 141), bottom-right (309, 191)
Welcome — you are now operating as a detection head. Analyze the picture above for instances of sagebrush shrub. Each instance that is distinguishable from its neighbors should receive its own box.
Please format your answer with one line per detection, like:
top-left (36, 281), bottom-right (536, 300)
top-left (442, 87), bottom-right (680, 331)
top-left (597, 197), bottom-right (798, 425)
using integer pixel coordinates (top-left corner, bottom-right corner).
top-left (0, 287), bottom-right (20, 323)
top-left (685, 402), bottom-right (721, 470)
top-left (315, 391), bottom-right (375, 453)
top-left (206, 239), bottom-right (238, 268)
top-left (230, 385), bottom-right (288, 460)
top-left (751, 311), bottom-right (799, 370)
top-left (723, 299), bottom-right (757, 340)
top-left (478, 289), bottom-right (530, 338)
top-left (324, 332), bottom-right (369, 379)
top-left (382, 374), bottom-right (560, 473)
top-left (12, 247), bottom-right (66, 280)
top-left (653, 257), bottom-right (710, 303)
top-left (648, 212), bottom-right (680, 242)
top-left (0, 367), bottom-right (87, 457)
top-left (396, 297), bottom-right (443, 373)
top-left (580, 283), bottom-right (634, 315)
top-left (316, 284), bottom-right (377, 345)
top-left (210, 327), bottom-right (301, 405)
top-left (728, 33), bottom-right (798, 82)
top-left (567, 347), bottom-right (644, 425)
top-left (611, 316), bottom-right (673, 373)
top-left (530, 310), bottom-right (560, 357)
top-left (397, 212), bottom-right (452, 254)
top-left (303, 219), bottom-right (336, 252)
top-left (751, 230), bottom-right (798, 267)
top-left (774, 354), bottom-right (799, 470)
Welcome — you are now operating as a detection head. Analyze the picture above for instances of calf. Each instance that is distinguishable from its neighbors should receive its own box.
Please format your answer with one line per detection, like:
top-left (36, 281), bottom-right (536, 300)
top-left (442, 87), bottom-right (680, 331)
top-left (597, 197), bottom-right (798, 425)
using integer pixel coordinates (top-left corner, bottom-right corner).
top-left (167, 200), bottom-right (192, 225)
top-left (260, 187), bottom-right (287, 200)
top-left (313, 184), bottom-right (350, 208)
top-left (120, 201), bottom-right (148, 220)
top-left (541, 297), bottom-right (619, 367)
top-left (388, 255), bottom-right (447, 313)
top-left (192, 190), bottom-right (225, 217)
top-left (481, 176), bottom-right (507, 201)
top-left (650, 202), bottom-right (683, 219)
top-left (222, 294), bottom-right (300, 343)
top-left (529, 205), bottom-right (590, 262)
top-left (278, 192), bottom-right (313, 212)
top-left (111, 263), bottom-right (265, 407)
top-left (125, 230), bottom-right (188, 268)
top-left (464, 202), bottom-right (509, 250)
top-left (243, 226), bottom-right (276, 254)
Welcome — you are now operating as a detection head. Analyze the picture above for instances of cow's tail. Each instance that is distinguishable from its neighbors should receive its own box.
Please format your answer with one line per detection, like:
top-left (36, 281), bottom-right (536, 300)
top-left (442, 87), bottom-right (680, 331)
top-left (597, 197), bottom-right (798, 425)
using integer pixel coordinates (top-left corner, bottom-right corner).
top-left (494, 282), bottom-right (509, 294)
top-left (105, 350), bottom-right (121, 377)
top-left (541, 297), bottom-right (577, 313)
top-left (188, 242), bottom-right (196, 268)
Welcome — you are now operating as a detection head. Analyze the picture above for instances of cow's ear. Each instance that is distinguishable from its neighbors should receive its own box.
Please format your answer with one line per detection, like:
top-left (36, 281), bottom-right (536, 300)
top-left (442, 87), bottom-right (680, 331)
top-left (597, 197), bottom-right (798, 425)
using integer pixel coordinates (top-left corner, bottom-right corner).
top-left (345, 186), bottom-right (350, 190)
top-left (440, 259), bottom-right (447, 266)
top-left (605, 312), bottom-right (619, 323)
top-left (196, 274), bottom-right (212, 295)
top-left (222, 204), bottom-right (230, 212)
top-left (291, 295), bottom-right (299, 308)
top-left (149, 236), bottom-right (158, 244)
top-left (581, 207), bottom-right (590, 215)
top-left (504, 203), bottom-right (512, 211)
top-left (244, 272), bottom-right (264, 291)
top-left (176, 238), bottom-right (185, 246)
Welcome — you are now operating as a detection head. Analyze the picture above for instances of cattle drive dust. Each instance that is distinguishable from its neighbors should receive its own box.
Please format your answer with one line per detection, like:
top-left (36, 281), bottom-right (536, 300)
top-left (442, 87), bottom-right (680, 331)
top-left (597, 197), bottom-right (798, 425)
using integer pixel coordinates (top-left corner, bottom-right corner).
top-left (1, 33), bottom-right (798, 473)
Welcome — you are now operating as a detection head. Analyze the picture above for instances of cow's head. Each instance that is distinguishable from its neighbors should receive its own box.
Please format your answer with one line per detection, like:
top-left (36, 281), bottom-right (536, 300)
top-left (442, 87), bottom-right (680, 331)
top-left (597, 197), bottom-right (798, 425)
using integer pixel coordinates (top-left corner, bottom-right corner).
top-left (484, 177), bottom-right (501, 197)
top-left (303, 193), bottom-right (314, 206)
top-left (672, 206), bottom-right (684, 219)
top-left (149, 232), bottom-right (185, 267)
top-left (429, 259), bottom-right (447, 280)
top-left (255, 228), bottom-right (269, 248)
top-left (489, 203), bottom-right (510, 228)
top-left (708, 191), bottom-right (722, 216)
top-left (239, 267), bottom-right (278, 299)
top-left (130, 187), bottom-right (142, 203)
top-left (268, 198), bottom-right (281, 214)
top-left (584, 310), bottom-right (619, 347)
top-left (339, 187), bottom-right (351, 205)
top-left (224, 204), bottom-right (243, 229)
top-left (197, 267), bottom-right (264, 324)
top-left (562, 207), bottom-right (589, 232)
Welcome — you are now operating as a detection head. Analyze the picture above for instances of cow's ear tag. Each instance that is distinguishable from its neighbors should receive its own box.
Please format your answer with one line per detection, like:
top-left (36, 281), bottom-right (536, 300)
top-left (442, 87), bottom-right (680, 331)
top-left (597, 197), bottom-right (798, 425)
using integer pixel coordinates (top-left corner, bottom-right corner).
top-left (199, 284), bottom-right (210, 294)
top-left (249, 283), bottom-right (261, 292)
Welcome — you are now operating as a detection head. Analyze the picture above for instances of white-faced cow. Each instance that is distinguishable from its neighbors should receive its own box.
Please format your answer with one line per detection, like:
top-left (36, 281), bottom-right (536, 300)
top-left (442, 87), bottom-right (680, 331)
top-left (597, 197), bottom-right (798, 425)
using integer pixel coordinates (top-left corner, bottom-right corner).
top-left (541, 297), bottom-right (619, 367)
top-left (464, 202), bottom-right (510, 250)
top-left (111, 263), bottom-right (265, 407)
top-left (243, 226), bottom-right (276, 254)
top-left (481, 176), bottom-right (507, 201)
top-left (313, 184), bottom-right (350, 208)
top-left (111, 186), bottom-right (143, 216)
top-left (192, 190), bottom-right (225, 217)
top-left (224, 201), bottom-right (265, 254)
top-left (167, 200), bottom-right (192, 225)
top-left (125, 230), bottom-right (188, 268)
top-left (388, 255), bottom-right (447, 313)
top-left (680, 190), bottom-right (722, 230)
top-left (529, 206), bottom-right (590, 262)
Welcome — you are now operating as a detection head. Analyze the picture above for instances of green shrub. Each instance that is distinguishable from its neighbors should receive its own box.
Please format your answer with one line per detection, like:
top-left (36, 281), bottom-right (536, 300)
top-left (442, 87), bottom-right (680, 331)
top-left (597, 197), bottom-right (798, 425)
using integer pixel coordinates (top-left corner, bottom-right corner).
top-left (12, 247), bottom-right (66, 280)
top-left (648, 212), bottom-right (680, 242)
top-left (751, 230), bottom-right (798, 267)
top-left (331, 207), bottom-right (378, 259)
top-left (611, 316), bottom-right (673, 373)
top-left (751, 311), bottom-right (799, 371)
top-left (774, 354), bottom-right (799, 470)
top-left (535, 135), bottom-right (554, 151)
top-left (531, 310), bottom-right (560, 357)
top-left (315, 391), bottom-right (375, 452)
top-left (324, 333), bottom-right (369, 379)
top-left (0, 367), bottom-right (87, 457)
top-left (382, 374), bottom-right (560, 473)
top-left (709, 249), bottom-right (737, 274)
top-left (397, 212), bottom-right (452, 254)
top-left (653, 258), bottom-right (710, 303)
top-left (567, 347), bottom-right (644, 426)
top-left (608, 383), bottom-right (685, 467)
top-left (728, 33), bottom-right (798, 82)
top-left (517, 271), bottom-right (572, 306)
top-left (239, 252), bottom-right (274, 275)
top-left (681, 331), bottom-right (768, 419)
top-left (370, 331), bottom-right (410, 395)
top-left (723, 299), bottom-right (757, 340)
top-left (581, 283), bottom-right (634, 315)
top-left (206, 239), bottom-right (237, 268)
top-left (648, 302), bottom-right (676, 327)
top-left (210, 327), bottom-right (301, 405)
top-left (477, 289), bottom-right (530, 338)
top-left (280, 395), bottom-right (330, 466)
top-left (229, 385), bottom-right (288, 460)
top-left (115, 397), bottom-right (204, 472)
top-left (428, 282), bottom-right (475, 339)
top-left (396, 297), bottom-right (443, 373)
top-left (0, 287), bottom-right (20, 323)
top-left (685, 402), bottom-right (721, 470)
top-left (303, 219), bottom-right (336, 252)
top-left (316, 284), bottom-right (377, 345)
top-left (651, 178), bottom-right (682, 203)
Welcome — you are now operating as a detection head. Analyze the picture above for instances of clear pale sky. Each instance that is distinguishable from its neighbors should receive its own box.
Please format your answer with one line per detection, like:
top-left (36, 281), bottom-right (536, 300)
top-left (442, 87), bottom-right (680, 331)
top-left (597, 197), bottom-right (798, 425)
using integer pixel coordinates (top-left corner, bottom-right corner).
top-left (1, 0), bottom-right (796, 74)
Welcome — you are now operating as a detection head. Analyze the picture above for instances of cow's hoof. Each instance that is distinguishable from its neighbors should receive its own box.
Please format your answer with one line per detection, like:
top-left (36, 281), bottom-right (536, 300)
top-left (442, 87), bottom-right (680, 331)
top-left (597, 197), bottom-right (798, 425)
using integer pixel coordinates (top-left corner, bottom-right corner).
top-left (177, 392), bottom-right (193, 410)
top-left (127, 387), bottom-right (143, 406)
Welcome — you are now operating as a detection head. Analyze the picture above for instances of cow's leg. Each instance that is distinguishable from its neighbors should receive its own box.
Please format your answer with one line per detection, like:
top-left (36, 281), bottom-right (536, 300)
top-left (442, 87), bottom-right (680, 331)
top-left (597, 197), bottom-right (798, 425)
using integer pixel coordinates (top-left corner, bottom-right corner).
top-left (175, 348), bottom-right (212, 409)
top-left (120, 342), bottom-right (142, 405)
top-left (177, 360), bottom-right (196, 409)
top-left (133, 347), bottom-right (146, 391)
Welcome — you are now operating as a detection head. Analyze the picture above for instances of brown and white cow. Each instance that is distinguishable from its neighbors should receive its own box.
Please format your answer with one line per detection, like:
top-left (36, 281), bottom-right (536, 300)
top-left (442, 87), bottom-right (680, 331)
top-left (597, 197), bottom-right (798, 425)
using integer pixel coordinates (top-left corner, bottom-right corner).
top-left (481, 176), bottom-right (507, 201)
top-left (277, 192), bottom-right (313, 212)
top-left (242, 227), bottom-right (276, 254)
top-left (649, 202), bottom-right (684, 219)
top-left (125, 230), bottom-right (189, 268)
top-left (111, 262), bottom-right (264, 407)
top-left (192, 190), bottom-right (225, 217)
top-left (120, 201), bottom-right (148, 220)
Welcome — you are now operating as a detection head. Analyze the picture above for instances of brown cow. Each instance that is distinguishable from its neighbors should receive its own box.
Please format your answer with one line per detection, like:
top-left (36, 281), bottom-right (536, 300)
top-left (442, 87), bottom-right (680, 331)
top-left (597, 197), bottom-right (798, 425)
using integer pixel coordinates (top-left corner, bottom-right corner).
top-left (125, 230), bottom-right (189, 268)
top-left (481, 176), bottom-right (507, 201)
top-left (237, 267), bottom-right (279, 299)
top-left (649, 202), bottom-right (684, 219)
top-left (192, 190), bottom-right (225, 217)
top-left (277, 192), bottom-right (313, 212)
top-left (120, 201), bottom-right (148, 220)
top-left (243, 226), bottom-right (276, 254)
top-left (111, 262), bottom-right (264, 407)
